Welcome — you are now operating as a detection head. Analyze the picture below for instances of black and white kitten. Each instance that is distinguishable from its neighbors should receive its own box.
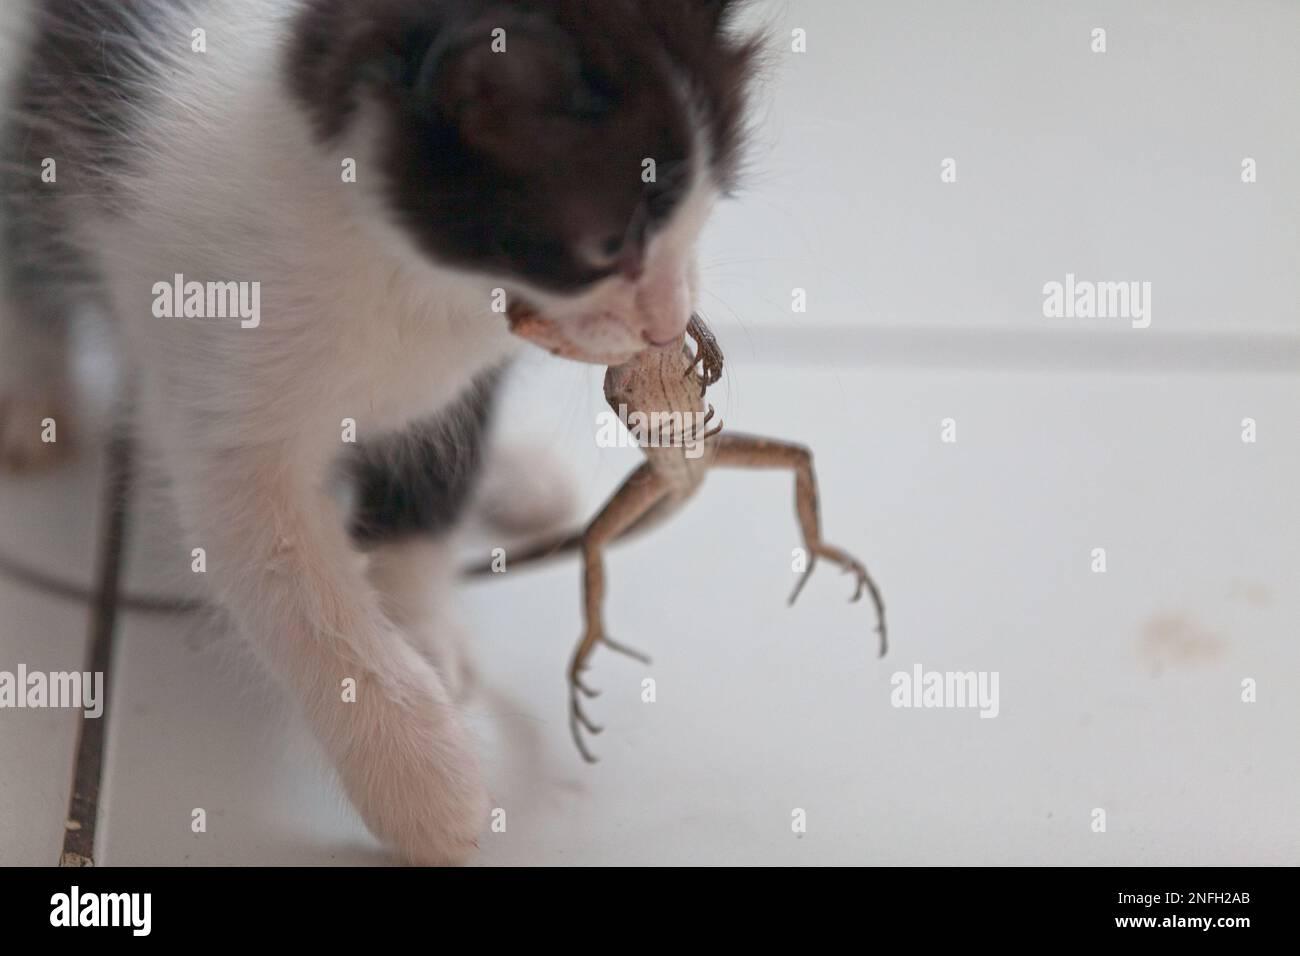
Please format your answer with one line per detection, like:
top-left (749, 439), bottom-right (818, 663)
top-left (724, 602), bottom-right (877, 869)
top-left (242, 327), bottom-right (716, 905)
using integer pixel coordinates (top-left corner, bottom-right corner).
top-left (0, 0), bottom-right (756, 863)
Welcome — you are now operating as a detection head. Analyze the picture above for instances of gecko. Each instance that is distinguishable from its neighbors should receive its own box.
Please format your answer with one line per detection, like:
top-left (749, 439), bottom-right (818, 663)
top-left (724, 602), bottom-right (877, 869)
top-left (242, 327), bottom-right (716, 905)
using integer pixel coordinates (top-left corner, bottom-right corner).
top-left (505, 309), bottom-right (888, 762)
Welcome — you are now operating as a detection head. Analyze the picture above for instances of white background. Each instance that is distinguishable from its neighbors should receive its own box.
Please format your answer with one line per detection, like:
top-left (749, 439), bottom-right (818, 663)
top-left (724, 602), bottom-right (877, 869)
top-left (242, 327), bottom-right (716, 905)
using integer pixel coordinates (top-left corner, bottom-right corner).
top-left (1, 0), bottom-right (1297, 865)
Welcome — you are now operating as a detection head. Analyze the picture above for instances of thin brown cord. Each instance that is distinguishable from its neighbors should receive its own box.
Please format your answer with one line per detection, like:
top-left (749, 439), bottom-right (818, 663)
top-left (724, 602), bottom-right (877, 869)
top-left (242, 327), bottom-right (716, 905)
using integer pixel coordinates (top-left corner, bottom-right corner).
top-left (0, 527), bottom-right (588, 615)
top-left (0, 547), bottom-right (202, 614)
top-left (59, 425), bottom-right (132, 866)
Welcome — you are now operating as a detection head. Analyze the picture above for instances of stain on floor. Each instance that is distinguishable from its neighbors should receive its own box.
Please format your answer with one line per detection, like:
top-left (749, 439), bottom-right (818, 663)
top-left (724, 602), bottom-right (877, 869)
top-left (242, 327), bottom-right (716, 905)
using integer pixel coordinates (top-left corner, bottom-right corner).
top-left (1138, 612), bottom-right (1225, 675)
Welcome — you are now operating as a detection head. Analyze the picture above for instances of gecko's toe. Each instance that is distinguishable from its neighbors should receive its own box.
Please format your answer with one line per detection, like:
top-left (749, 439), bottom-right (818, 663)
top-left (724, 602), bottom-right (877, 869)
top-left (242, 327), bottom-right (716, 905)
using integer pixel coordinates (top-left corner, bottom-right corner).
top-left (569, 688), bottom-right (606, 762)
top-left (569, 657), bottom-right (608, 760)
top-left (569, 709), bottom-right (602, 764)
top-left (788, 559), bottom-right (817, 606)
top-left (602, 635), bottom-right (651, 665)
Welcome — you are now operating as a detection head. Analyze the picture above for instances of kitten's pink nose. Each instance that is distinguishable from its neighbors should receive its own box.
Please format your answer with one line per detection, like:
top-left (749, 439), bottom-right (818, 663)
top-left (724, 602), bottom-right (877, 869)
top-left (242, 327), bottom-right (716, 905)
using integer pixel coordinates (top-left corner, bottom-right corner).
top-left (634, 269), bottom-right (691, 346)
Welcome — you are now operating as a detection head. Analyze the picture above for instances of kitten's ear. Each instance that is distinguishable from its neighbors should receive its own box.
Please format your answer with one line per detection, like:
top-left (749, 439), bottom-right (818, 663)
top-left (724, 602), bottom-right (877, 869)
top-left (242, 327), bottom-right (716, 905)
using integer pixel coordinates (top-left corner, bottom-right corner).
top-left (696, 0), bottom-right (744, 30)
top-left (417, 18), bottom-right (606, 129)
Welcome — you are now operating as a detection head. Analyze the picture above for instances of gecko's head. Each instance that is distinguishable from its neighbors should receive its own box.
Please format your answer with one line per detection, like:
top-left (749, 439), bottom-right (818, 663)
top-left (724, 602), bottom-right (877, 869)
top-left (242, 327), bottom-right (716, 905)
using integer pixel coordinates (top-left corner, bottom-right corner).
top-left (602, 335), bottom-right (689, 414)
top-left (288, 0), bottom-right (760, 364)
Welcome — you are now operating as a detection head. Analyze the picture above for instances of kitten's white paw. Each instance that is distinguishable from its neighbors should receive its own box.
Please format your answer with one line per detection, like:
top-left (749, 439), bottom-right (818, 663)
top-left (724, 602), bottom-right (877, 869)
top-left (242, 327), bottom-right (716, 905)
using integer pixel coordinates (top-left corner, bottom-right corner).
top-left (333, 669), bottom-right (489, 866)
top-left (476, 443), bottom-right (577, 537)
top-left (0, 385), bottom-right (73, 473)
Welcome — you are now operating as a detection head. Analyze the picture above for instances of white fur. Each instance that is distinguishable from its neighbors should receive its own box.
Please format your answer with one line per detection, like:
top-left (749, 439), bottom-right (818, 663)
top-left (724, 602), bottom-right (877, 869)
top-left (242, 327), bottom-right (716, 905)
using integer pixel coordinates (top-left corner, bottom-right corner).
top-left (72, 0), bottom-right (508, 864)
top-left (0, 0), bottom-right (715, 864)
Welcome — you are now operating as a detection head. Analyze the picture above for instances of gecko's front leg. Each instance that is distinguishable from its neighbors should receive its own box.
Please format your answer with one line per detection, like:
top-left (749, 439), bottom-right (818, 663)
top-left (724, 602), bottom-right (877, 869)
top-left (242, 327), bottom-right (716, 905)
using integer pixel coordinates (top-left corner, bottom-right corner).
top-left (569, 462), bottom-right (671, 762)
top-left (710, 433), bottom-right (887, 656)
top-left (685, 313), bottom-right (724, 396)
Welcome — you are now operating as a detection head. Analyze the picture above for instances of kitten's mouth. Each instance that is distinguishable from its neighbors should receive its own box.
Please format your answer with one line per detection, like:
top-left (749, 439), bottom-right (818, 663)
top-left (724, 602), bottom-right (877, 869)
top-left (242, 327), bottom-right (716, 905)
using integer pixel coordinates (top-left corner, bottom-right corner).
top-left (506, 299), bottom-right (646, 366)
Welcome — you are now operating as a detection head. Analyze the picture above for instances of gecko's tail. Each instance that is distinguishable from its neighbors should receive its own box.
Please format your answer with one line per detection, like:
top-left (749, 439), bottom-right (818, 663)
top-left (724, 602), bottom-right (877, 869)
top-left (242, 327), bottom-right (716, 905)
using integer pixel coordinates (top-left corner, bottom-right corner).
top-left (461, 493), bottom-right (679, 578)
top-left (459, 530), bottom-right (585, 577)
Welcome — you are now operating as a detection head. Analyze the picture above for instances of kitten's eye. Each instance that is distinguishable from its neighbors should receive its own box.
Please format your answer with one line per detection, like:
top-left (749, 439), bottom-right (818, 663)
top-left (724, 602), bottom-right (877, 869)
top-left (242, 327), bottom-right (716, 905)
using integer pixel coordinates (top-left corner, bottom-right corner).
top-left (579, 234), bottom-right (624, 270)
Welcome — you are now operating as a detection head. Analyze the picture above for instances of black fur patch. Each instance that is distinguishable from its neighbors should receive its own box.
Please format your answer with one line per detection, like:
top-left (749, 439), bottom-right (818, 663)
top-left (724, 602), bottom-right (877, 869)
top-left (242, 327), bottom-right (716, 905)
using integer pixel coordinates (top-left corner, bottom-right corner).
top-left (348, 366), bottom-right (503, 544)
top-left (286, 0), bottom-right (759, 294)
top-left (1, 0), bottom-right (175, 303)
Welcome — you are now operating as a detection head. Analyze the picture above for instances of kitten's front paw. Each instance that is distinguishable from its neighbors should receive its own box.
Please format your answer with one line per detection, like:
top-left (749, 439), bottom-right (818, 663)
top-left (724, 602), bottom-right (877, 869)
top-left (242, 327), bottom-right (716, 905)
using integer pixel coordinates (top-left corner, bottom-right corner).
top-left (0, 385), bottom-right (74, 473)
top-left (335, 682), bottom-right (489, 866)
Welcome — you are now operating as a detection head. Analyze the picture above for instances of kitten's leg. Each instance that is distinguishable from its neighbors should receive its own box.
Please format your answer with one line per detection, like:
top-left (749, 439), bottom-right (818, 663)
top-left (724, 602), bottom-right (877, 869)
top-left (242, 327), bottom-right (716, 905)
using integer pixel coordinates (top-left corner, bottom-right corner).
top-left (0, 272), bottom-right (78, 473)
top-left (349, 372), bottom-right (504, 699)
top-left (168, 442), bottom-right (489, 864)
top-left (367, 536), bottom-right (475, 700)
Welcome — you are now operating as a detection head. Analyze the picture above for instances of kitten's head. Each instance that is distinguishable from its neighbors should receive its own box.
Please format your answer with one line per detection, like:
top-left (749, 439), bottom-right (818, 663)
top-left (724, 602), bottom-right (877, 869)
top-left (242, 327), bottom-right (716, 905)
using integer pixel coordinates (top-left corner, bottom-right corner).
top-left (290, 0), bottom-right (758, 362)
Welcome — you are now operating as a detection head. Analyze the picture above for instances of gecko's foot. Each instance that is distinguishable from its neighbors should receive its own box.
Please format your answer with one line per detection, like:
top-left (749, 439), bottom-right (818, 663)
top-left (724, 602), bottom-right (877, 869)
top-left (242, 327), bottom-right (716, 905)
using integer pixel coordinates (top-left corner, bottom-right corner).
top-left (692, 405), bottom-right (724, 443)
top-left (569, 677), bottom-right (604, 764)
top-left (601, 634), bottom-right (652, 665)
top-left (788, 548), bottom-right (888, 657)
top-left (685, 314), bottom-right (724, 396)
top-left (568, 656), bottom-right (604, 764)
top-left (566, 634), bottom-right (653, 762)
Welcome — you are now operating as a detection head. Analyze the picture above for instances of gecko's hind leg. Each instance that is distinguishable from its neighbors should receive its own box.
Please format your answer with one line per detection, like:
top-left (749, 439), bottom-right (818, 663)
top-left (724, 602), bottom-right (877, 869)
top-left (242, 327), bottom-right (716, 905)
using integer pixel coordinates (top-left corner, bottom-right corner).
top-left (711, 433), bottom-right (887, 657)
top-left (569, 462), bottom-right (670, 762)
